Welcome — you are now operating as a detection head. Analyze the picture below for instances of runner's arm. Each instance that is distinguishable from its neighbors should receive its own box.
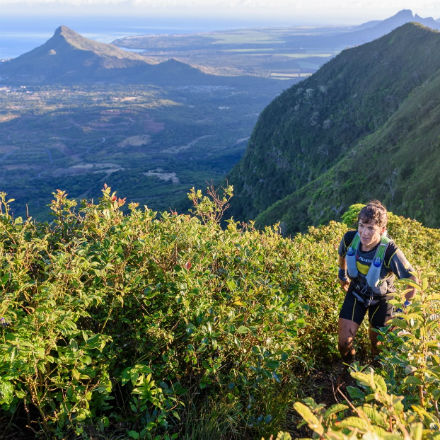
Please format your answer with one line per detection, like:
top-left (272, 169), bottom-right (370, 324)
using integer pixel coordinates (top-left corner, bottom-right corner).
top-left (389, 249), bottom-right (417, 305)
top-left (338, 255), bottom-right (350, 292)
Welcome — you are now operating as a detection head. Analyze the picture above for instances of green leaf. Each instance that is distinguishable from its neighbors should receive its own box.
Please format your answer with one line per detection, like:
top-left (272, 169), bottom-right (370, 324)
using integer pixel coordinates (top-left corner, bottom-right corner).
top-left (296, 318), bottom-right (307, 328)
top-left (293, 402), bottom-right (324, 436)
top-left (236, 326), bottom-right (249, 334)
top-left (403, 376), bottom-right (423, 386)
top-left (324, 403), bottom-right (348, 419)
top-left (363, 405), bottom-right (387, 428)
top-left (372, 430), bottom-right (402, 440)
top-left (75, 410), bottom-right (88, 422)
top-left (338, 416), bottom-right (370, 432)
top-left (128, 431), bottom-right (140, 439)
top-left (0, 381), bottom-right (14, 406)
top-left (15, 389), bottom-right (26, 399)
top-left (351, 371), bottom-right (374, 389)
top-left (346, 386), bottom-right (365, 400)
top-left (374, 375), bottom-right (387, 394)
top-left (227, 279), bottom-right (237, 291)
top-left (172, 410), bottom-right (181, 421)
top-left (410, 423), bottom-right (423, 440)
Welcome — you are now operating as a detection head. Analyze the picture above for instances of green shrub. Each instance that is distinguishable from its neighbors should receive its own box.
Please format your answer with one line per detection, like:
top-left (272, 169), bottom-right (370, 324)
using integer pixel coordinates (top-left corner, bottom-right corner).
top-left (1, 195), bottom-right (439, 439)
top-left (0, 187), bottom-right (313, 438)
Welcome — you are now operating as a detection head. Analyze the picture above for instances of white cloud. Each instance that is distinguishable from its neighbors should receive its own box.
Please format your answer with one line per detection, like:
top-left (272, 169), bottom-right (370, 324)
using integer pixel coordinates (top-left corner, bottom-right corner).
top-left (0, 0), bottom-right (438, 22)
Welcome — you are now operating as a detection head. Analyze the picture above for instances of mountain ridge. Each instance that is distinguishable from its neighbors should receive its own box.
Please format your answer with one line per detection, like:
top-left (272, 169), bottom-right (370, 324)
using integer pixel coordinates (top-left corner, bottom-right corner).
top-left (0, 26), bottom-right (232, 85)
top-left (352, 9), bottom-right (440, 34)
top-left (255, 67), bottom-right (440, 233)
top-left (268, 9), bottom-right (440, 52)
top-left (50, 25), bottom-right (150, 61)
top-left (227, 22), bottom-right (440, 232)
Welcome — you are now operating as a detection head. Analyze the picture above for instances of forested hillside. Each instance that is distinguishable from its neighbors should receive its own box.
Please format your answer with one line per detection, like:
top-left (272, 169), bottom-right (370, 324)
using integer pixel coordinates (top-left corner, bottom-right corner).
top-left (1, 188), bottom-right (438, 438)
top-left (227, 23), bottom-right (440, 232)
top-left (256, 67), bottom-right (440, 234)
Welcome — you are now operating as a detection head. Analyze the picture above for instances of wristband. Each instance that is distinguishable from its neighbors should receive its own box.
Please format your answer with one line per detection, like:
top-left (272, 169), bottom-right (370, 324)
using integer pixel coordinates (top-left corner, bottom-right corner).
top-left (403, 300), bottom-right (411, 308)
top-left (338, 268), bottom-right (348, 282)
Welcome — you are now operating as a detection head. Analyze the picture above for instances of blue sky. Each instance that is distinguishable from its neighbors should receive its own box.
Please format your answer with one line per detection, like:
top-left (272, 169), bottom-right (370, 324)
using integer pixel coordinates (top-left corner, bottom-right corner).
top-left (1, 0), bottom-right (439, 24)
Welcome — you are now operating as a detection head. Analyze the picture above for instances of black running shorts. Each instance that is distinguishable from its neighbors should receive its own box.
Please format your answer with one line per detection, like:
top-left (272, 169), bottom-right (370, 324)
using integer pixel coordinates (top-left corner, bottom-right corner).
top-left (339, 290), bottom-right (394, 328)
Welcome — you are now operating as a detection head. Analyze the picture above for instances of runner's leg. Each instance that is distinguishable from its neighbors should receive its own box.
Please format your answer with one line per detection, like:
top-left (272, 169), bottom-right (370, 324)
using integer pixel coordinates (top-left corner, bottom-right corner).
top-left (338, 291), bottom-right (366, 361)
top-left (338, 318), bottom-right (360, 361)
top-left (368, 300), bottom-right (393, 357)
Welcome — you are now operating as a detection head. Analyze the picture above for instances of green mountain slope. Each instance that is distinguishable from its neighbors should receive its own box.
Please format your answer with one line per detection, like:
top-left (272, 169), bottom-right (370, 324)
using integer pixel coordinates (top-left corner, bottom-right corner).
top-left (256, 63), bottom-right (440, 234)
top-left (227, 23), bottom-right (440, 223)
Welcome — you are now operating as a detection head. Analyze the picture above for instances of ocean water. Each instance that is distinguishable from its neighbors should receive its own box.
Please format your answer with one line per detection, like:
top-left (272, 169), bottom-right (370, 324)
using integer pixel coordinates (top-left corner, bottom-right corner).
top-left (0, 15), bottom-right (278, 60)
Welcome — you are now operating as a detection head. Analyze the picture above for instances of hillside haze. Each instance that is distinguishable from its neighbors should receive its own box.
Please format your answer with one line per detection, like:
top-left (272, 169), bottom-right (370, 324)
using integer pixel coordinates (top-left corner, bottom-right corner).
top-left (112, 10), bottom-right (440, 79)
top-left (307, 9), bottom-right (440, 49)
top-left (227, 23), bottom-right (440, 233)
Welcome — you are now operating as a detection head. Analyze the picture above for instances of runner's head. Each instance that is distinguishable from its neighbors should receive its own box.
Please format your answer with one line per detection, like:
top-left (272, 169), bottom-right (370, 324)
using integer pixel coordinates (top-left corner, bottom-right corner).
top-left (358, 200), bottom-right (388, 228)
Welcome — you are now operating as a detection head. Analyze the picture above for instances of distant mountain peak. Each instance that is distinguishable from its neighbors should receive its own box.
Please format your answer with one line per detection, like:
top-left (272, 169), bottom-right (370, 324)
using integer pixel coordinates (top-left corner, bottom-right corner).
top-left (353, 9), bottom-right (439, 34)
top-left (50, 25), bottom-right (97, 46)
top-left (54, 25), bottom-right (75, 36)
top-left (385, 9), bottom-right (438, 28)
top-left (52, 25), bottom-right (86, 46)
top-left (0, 25), bottom-right (217, 85)
top-left (394, 9), bottom-right (414, 18)
top-left (47, 25), bottom-right (144, 59)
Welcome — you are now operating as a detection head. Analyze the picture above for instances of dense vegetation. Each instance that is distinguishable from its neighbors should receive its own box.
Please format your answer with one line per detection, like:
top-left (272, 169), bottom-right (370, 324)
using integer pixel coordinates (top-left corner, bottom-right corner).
top-left (228, 23), bottom-right (440, 232)
top-left (0, 187), bottom-right (439, 438)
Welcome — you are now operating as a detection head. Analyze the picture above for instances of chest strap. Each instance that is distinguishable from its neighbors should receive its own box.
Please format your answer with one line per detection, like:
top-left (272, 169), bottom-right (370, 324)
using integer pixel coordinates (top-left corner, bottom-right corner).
top-left (346, 232), bottom-right (390, 288)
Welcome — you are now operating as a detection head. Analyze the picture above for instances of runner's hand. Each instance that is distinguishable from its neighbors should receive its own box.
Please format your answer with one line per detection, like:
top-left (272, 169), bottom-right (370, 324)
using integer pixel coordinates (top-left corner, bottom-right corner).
top-left (339, 279), bottom-right (350, 292)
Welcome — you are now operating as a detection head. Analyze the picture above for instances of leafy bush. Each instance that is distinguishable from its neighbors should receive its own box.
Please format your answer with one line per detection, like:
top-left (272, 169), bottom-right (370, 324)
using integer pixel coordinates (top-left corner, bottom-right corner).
top-left (1, 194), bottom-right (439, 439)
top-left (0, 187), bottom-right (316, 438)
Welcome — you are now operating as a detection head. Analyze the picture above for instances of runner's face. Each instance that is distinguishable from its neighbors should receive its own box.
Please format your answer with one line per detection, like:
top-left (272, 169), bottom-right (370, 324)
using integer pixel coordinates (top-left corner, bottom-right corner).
top-left (358, 219), bottom-right (385, 250)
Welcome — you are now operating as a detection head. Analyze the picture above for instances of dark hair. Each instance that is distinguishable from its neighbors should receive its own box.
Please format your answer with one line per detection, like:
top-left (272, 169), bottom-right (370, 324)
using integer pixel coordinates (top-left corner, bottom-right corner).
top-left (358, 200), bottom-right (388, 228)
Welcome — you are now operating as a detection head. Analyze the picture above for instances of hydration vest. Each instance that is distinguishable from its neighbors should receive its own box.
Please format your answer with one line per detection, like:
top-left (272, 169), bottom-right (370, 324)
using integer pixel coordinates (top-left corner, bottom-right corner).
top-left (346, 232), bottom-right (391, 295)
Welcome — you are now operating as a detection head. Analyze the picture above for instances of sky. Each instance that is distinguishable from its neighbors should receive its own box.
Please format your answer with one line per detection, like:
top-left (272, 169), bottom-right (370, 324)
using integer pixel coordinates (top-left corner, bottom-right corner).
top-left (0, 0), bottom-right (439, 24)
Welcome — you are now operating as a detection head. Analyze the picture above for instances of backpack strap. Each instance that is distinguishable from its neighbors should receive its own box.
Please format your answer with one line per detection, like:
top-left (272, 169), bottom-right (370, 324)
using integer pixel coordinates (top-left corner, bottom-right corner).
top-left (366, 235), bottom-right (390, 288)
top-left (346, 232), bottom-right (360, 279)
top-left (343, 230), bottom-right (357, 250)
